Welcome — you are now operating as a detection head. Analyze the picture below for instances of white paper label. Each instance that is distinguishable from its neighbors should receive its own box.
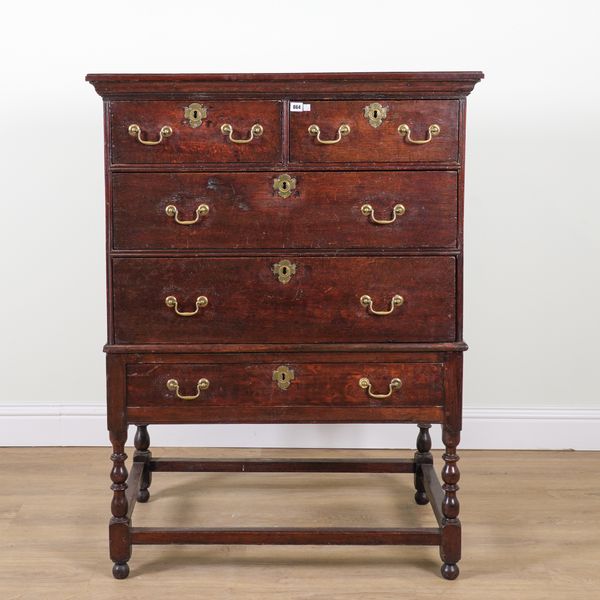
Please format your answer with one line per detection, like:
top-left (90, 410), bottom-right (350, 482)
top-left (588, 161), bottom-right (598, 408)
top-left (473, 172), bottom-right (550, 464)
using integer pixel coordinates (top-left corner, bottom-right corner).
top-left (290, 101), bottom-right (311, 112)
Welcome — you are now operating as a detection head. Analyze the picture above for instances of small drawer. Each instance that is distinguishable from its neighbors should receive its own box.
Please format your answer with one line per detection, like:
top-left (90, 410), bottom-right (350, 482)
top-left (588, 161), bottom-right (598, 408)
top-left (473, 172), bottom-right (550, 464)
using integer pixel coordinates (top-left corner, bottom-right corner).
top-left (112, 256), bottom-right (456, 344)
top-left (111, 171), bottom-right (458, 251)
top-left (289, 100), bottom-right (458, 164)
top-left (126, 360), bottom-right (444, 410)
top-left (109, 100), bottom-right (282, 165)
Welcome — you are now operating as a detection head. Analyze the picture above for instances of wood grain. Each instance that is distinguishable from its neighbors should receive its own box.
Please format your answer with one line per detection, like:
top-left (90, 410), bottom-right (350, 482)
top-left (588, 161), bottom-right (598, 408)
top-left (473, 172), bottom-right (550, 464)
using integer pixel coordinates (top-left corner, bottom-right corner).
top-left (112, 256), bottom-right (457, 344)
top-left (0, 448), bottom-right (597, 598)
top-left (86, 71), bottom-right (485, 97)
top-left (87, 71), bottom-right (483, 579)
top-left (110, 100), bottom-right (283, 165)
top-left (126, 360), bottom-right (444, 409)
top-left (111, 171), bottom-right (458, 251)
top-left (289, 100), bottom-right (459, 164)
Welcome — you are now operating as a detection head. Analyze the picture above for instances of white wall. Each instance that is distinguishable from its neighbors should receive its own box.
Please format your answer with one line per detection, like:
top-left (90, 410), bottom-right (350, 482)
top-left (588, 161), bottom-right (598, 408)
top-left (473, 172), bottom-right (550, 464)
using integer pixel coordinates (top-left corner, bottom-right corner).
top-left (1, 1), bottom-right (599, 446)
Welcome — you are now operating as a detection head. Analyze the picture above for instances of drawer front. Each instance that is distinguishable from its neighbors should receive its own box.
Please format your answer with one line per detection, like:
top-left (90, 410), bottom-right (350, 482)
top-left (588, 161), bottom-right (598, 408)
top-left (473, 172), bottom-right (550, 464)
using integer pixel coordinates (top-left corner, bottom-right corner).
top-left (112, 171), bottom-right (458, 250)
top-left (112, 256), bottom-right (456, 344)
top-left (110, 100), bottom-right (282, 165)
top-left (126, 360), bottom-right (444, 409)
top-left (289, 100), bottom-right (458, 163)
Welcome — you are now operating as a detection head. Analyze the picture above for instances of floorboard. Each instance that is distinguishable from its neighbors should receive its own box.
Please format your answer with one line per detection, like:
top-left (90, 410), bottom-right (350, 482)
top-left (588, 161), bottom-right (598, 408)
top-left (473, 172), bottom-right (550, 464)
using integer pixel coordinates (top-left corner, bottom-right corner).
top-left (0, 447), bottom-right (598, 599)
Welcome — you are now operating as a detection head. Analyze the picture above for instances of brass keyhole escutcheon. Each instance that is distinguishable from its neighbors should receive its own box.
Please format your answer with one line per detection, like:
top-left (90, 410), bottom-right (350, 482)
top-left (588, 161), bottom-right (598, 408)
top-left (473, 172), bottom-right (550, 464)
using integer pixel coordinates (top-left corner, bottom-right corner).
top-left (273, 174), bottom-right (297, 199)
top-left (272, 259), bottom-right (297, 284)
top-left (273, 365), bottom-right (295, 390)
top-left (364, 102), bottom-right (388, 128)
top-left (184, 103), bottom-right (207, 128)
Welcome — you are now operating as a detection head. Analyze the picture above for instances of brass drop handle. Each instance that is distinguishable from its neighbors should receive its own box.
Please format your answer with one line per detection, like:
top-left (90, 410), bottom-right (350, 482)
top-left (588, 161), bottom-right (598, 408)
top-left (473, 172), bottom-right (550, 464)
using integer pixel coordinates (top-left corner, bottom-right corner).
top-left (128, 123), bottom-right (173, 145)
top-left (360, 294), bottom-right (404, 315)
top-left (165, 204), bottom-right (209, 225)
top-left (166, 378), bottom-right (210, 400)
top-left (308, 123), bottom-right (351, 144)
top-left (397, 123), bottom-right (440, 145)
top-left (359, 377), bottom-right (402, 399)
top-left (361, 203), bottom-right (406, 225)
top-left (220, 123), bottom-right (264, 144)
top-left (165, 295), bottom-right (208, 317)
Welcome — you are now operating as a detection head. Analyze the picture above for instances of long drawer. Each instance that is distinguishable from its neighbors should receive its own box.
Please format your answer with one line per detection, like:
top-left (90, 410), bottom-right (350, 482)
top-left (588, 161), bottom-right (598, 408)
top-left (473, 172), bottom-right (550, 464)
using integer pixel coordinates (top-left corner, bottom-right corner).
top-left (126, 360), bottom-right (444, 409)
top-left (112, 256), bottom-right (456, 344)
top-left (111, 171), bottom-right (458, 250)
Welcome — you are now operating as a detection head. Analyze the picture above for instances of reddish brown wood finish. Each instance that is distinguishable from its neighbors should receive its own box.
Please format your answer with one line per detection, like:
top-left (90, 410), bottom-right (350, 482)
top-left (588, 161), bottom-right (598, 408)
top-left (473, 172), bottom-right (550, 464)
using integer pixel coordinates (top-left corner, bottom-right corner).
top-left (111, 171), bottom-right (458, 251)
top-left (89, 71), bottom-right (482, 580)
top-left (149, 457), bottom-right (416, 473)
top-left (126, 360), bottom-right (443, 409)
top-left (441, 426), bottom-right (461, 579)
top-left (414, 423), bottom-right (433, 505)
top-left (127, 404), bottom-right (445, 425)
top-left (86, 71), bottom-right (483, 97)
top-left (422, 463), bottom-right (444, 525)
top-left (112, 256), bottom-right (456, 344)
top-left (133, 425), bottom-right (152, 503)
top-left (105, 342), bottom-right (468, 354)
top-left (110, 100), bottom-right (282, 165)
top-left (130, 527), bottom-right (442, 546)
top-left (289, 100), bottom-right (458, 164)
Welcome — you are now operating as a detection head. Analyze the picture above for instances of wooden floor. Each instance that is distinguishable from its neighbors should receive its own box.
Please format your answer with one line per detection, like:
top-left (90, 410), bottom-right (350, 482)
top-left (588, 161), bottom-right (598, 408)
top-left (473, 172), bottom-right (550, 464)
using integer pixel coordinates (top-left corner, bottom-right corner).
top-left (1, 447), bottom-right (598, 599)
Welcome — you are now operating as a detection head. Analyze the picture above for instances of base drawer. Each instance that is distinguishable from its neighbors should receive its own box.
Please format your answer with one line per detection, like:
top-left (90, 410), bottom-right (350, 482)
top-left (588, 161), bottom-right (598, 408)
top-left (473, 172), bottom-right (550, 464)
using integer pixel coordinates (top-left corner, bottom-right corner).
top-left (127, 360), bottom-right (444, 409)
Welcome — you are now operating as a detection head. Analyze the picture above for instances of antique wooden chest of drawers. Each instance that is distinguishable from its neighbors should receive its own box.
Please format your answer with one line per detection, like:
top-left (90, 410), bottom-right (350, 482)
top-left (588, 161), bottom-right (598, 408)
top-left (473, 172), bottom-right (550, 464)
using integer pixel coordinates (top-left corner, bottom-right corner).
top-left (87, 71), bottom-right (483, 580)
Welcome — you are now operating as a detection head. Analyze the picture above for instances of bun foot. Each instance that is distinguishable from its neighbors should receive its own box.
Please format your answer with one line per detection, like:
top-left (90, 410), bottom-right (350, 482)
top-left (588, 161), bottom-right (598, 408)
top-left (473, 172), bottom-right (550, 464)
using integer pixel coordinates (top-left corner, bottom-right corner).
top-left (137, 488), bottom-right (150, 503)
top-left (112, 562), bottom-right (130, 579)
top-left (414, 491), bottom-right (429, 505)
top-left (441, 563), bottom-right (459, 580)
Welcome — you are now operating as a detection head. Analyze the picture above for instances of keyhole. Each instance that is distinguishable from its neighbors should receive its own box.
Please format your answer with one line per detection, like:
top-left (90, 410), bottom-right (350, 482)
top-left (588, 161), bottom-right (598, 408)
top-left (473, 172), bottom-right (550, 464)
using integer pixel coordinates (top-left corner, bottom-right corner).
top-left (281, 266), bottom-right (288, 276)
top-left (192, 110), bottom-right (199, 119)
top-left (373, 109), bottom-right (379, 118)
top-left (281, 182), bottom-right (288, 191)
top-left (280, 373), bottom-right (286, 381)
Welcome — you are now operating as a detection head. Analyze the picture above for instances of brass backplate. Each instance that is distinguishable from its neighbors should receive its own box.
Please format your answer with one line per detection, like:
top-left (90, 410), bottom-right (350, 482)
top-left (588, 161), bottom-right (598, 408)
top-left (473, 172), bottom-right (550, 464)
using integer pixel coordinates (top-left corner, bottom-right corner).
top-left (363, 102), bottom-right (387, 128)
top-left (184, 103), bottom-right (207, 128)
top-left (272, 365), bottom-right (295, 390)
top-left (272, 259), bottom-right (296, 284)
top-left (273, 174), bottom-right (297, 199)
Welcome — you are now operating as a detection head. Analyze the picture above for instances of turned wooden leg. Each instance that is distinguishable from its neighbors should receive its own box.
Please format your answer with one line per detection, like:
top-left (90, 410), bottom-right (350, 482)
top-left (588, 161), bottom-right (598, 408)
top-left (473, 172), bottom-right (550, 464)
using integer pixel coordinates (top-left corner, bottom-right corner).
top-left (109, 429), bottom-right (131, 579)
top-left (440, 426), bottom-right (461, 580)
top-left (413, 423), bottom-right (433, 505)
top-left (134, 425), bottom-right (152, 503)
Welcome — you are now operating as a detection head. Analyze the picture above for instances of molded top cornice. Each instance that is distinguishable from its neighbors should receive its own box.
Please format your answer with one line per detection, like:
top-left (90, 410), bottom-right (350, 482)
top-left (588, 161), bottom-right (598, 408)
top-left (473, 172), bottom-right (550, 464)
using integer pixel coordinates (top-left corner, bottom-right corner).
top-left (86, 71), bottom-right (484, 98)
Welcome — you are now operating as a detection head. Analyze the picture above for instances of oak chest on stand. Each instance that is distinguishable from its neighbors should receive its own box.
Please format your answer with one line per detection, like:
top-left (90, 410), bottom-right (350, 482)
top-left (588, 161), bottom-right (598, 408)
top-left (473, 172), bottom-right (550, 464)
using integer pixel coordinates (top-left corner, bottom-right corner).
top-left (86, 71), bottom-right (483, 579)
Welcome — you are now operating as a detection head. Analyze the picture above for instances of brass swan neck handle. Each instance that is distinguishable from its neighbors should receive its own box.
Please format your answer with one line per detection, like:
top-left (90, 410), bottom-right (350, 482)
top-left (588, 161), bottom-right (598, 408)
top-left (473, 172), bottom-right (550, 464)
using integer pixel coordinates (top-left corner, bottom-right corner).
top-left (361, 204), bottom-right (406, 225)
top-left (128, 123), bottom-right (173, 145)
top-left (308, 123), bottom-right (351, 144)
top-left (360, 294), bottom-right (404, 316)
top-left (358, 377), bottom-right (402, 399)
top-left (221, 123), bottom-right (264, 144)
top-left (165, 295), bottom-right (208, 317)
top-left (398, 123), bottom-right (440, 145)
top-left (165, 204), bottom-right (209, 226)
top-left (166, 378), bottom-right (210, 400)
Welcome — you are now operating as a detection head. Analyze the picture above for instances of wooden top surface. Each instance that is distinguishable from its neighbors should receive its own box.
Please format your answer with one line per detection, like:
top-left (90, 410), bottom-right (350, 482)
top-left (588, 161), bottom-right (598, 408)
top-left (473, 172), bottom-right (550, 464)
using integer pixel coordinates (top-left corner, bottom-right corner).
top-left (86, 71), bottom-right (484, 98)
